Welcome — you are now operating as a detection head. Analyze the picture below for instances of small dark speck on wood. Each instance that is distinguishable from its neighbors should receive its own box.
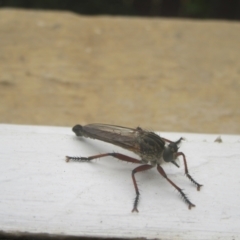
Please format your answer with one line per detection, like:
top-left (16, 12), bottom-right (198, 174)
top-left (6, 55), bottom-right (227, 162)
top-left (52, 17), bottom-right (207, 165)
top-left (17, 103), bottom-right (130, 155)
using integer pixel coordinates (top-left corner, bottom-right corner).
top-left (214, 136), bottom-right (222, 143)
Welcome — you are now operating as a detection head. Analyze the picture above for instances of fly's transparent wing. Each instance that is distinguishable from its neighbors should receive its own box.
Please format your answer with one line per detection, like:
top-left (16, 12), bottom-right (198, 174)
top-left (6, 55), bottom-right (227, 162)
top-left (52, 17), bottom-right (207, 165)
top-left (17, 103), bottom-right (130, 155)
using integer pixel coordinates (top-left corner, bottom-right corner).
top-left (85, 123), bottom-right (137, 135)
top-left (74, 123), bottom-right (141, 153)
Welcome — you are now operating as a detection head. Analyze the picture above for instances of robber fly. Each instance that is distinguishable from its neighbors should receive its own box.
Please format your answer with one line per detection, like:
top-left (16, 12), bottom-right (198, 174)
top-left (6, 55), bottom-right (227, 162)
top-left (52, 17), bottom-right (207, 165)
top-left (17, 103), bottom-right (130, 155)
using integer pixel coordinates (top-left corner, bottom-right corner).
top-left (66, 123), bottom-right (202, 212)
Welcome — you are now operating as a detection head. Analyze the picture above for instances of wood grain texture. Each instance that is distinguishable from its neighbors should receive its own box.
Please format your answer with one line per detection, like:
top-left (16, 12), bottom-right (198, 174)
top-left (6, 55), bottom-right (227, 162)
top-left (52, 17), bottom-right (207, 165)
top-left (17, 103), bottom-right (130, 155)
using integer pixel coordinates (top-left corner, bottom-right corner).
top-left (0, 9), bottom-right (240, 134)
top-left (0, 124), bottom-right (240, 239)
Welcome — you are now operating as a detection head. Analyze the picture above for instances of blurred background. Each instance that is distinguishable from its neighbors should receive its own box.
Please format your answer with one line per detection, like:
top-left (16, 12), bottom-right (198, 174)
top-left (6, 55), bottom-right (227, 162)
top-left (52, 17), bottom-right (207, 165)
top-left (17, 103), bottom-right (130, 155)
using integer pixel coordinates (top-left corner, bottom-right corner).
top-left (0, 0), bottom-right (240, 133)
top-left (1, 0), bottom-right (240, 19)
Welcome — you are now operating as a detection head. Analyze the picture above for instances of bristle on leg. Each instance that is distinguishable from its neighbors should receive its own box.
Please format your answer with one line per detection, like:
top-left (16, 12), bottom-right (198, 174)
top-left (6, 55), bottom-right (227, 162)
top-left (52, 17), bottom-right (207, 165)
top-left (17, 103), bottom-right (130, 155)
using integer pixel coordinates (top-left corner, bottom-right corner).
top-left (178, 188), bottom-right (195, 209)
top-left (186, 173), bottom-right (203, 191)
top-left (65, 156), bottom-right (89, 162)
top-left (132, 193), bottom-right (140, 213)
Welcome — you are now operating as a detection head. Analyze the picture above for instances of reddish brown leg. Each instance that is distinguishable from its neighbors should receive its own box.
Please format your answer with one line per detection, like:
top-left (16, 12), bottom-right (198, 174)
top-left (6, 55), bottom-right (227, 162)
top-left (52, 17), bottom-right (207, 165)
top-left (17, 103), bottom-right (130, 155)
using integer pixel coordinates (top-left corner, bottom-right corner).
top-left (66, 152), bottom-right (142, 164)
top-left (162, 137), bottom-right (184, 144)
top-left (161, 138), bottom-right (174, 143)
top-left (131, 164), bottom-right (154, 212)
top-left (157, 164), bottom-right (195, 209)
top-left (67, 153), bottom-right (152, 212)
top-left (176, 152), bottom-right (203, 191)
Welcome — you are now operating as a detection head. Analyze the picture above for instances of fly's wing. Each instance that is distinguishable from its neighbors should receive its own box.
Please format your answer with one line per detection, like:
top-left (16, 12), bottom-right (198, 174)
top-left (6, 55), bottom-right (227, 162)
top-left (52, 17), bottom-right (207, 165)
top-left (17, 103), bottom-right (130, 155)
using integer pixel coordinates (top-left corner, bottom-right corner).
top-left (73, 123), bottom-right (141, 153)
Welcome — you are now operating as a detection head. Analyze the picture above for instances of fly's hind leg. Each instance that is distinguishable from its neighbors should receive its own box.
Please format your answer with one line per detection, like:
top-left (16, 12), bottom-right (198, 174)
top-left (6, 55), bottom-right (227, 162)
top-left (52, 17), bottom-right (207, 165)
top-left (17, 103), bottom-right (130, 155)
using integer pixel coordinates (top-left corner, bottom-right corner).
top-left (66, 153), bottom-right (142, 164)
top-left (66, 153), bottom-right (154, 212)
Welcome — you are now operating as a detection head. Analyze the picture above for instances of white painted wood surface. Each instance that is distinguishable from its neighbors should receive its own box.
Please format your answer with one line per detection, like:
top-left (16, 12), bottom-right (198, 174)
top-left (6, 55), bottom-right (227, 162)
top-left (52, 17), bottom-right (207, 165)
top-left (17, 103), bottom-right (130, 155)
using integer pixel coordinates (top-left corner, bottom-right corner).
top-left (0, 124), bottom-right (240, 239)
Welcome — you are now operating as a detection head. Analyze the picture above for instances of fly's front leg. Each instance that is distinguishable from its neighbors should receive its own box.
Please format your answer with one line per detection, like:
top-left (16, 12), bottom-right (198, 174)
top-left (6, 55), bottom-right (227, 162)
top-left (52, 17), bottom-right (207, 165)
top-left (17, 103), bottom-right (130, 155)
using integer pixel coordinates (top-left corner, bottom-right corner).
top-left (131, 164), bottom-right (154, 212)
top-left (176, 152), bottom-right (203, 191)
top-left (157, 164), bottom-right (195, 209)
top-left (162, 137), bottom-right (184, 144)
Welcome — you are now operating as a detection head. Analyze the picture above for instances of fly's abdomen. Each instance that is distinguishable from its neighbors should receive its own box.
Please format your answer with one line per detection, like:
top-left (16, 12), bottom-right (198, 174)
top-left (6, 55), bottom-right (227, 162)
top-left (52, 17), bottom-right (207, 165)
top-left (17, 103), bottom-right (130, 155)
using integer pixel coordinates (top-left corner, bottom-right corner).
top-left (72, 125), bottom-right (84, 136)
top-left (72, 124), bottom-right (139, 152)
top-left (72, 124), bottom-right (105, 139)
top-left (72, 124), bottom-right (108, 139)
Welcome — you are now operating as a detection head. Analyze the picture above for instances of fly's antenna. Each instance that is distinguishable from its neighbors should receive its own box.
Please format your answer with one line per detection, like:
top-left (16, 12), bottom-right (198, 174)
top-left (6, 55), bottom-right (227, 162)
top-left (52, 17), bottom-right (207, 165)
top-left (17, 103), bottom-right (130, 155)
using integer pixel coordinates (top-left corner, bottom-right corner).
top-left (175, 137), bottom-right (184, 145)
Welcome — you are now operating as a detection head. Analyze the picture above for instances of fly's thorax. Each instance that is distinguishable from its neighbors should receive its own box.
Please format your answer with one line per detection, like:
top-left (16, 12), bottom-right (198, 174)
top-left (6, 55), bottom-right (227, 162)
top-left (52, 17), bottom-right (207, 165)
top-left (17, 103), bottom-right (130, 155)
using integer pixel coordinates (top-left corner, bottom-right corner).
top-left (137, 131), bottom-right (165, 165)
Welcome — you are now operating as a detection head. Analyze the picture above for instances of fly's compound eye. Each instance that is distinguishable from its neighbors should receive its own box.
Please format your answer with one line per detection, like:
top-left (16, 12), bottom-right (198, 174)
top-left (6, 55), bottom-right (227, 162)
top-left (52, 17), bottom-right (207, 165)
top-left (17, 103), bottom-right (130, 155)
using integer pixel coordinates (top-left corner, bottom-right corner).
top-left (163, 142), bottom-right (180, 167)
top-left (163, 147), bottom-right (174, 163)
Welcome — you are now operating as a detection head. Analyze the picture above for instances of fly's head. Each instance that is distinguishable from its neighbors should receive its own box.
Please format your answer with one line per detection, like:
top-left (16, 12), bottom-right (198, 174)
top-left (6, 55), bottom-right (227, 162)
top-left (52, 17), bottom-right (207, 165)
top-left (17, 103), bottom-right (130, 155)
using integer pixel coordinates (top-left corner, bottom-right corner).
top-left (162, 138), bottom-right (184, 167)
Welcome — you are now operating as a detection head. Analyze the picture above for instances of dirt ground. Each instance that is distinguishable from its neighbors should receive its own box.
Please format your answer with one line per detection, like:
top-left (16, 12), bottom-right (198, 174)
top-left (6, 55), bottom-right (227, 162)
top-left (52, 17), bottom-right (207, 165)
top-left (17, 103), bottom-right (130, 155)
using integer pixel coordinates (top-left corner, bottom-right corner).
top-left (0, 8), bottom-right (239, 134)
